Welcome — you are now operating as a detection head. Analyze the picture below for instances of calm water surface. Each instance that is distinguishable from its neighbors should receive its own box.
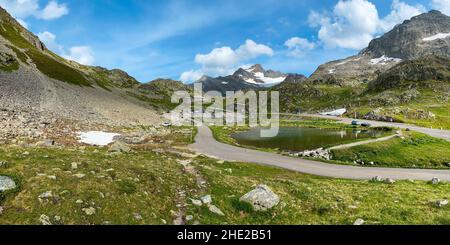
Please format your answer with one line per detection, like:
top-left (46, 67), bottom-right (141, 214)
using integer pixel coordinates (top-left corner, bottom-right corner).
top-left (231, 127), bottom-right (388, 151)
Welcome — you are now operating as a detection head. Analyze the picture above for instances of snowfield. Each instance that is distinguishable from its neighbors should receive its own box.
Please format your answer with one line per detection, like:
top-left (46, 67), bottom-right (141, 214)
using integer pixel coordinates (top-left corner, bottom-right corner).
top-left (78, 131), bottom-right (120, 146)
top-left (423, 33), bottom-right (450, 41)
top-left (369, 56), bottom-right (402, 65)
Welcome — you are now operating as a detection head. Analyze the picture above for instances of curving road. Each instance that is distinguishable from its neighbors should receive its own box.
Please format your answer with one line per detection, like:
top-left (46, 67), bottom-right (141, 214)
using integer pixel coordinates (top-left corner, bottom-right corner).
top-left (189, 126), bottom-right (450, 181)
top-left (300, 114), bottom-right (450, 141)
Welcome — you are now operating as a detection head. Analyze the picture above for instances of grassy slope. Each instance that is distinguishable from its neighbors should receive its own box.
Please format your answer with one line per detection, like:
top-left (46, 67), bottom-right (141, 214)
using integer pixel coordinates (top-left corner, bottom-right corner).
top-left (0, 126), bottom-right (449, 224)
top-left (191, 157), bottom-right (450, 225)
top-left (332, 132), bottom-right (450, 169)
top-left (0, 21), bottom-right (91, 86)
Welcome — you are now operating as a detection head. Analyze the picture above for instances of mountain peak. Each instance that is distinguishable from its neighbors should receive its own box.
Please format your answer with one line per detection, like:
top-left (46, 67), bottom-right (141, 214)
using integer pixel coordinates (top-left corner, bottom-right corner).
top-left (364, 9), bottom-right (450, 60)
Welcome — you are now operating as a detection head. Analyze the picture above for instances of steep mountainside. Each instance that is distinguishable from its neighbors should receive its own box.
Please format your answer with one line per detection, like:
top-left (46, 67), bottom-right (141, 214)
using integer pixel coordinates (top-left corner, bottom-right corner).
top-left (0, 6), bottom-right (161, 130)
top-left (309, 10), bottom-right (450, 87)
top-left (276, 10), bottom-right (450, 129)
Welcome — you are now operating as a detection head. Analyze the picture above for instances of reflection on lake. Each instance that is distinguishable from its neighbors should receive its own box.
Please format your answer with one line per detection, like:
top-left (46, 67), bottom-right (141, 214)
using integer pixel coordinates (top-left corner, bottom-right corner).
top-left (231, 127), bottom-right (388, 151)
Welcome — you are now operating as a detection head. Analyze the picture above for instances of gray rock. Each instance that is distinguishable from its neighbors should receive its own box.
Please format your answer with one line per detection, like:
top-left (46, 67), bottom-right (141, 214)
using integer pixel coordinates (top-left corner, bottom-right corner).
top-left (82, 207), bottom-right (96, 216)
top-left (39, 214), bottom-right (52, 225)
top-left (200, 195), bottom-right (212, 205)
top-left (354, 218), bottom-right (365, 225)
top-left (430, 178), bottom-right (441, 185)
top-left (186, 215), bottom-right (194, 221)
top-left (371, 176), bottom-right (384, 182)
top-left (190, 199), bottom-right (202, 207)
top-left (0, 206), bottom-right (4, 215)
top-left (0, 176), bottom-right (16, 192)
top-left (240, 185), bottom-right (279, 211)
top-left (436, 200), bottom-right (449, 207)
top-left (108, 141), bottom-right (131, 153)
top-left (208, 204), bottom-right (225, 216)
top-left (384, 178), bottom-right (396, 184)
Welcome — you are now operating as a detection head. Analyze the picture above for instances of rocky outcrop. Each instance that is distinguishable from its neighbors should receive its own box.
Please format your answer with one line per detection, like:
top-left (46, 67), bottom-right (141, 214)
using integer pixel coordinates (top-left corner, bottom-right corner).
top-left (363, 10), bottom-right (450, 60)
top-left (0, 175), bottom-right (16, 192)
top-left (240, 185), bottom-right (279, 211)
top-left (309, 10), bottom-right (450, 87)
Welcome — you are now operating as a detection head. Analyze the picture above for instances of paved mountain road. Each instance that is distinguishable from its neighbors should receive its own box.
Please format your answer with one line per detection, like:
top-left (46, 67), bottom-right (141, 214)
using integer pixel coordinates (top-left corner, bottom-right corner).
top-left (189, 125), bottom-right (450, 181)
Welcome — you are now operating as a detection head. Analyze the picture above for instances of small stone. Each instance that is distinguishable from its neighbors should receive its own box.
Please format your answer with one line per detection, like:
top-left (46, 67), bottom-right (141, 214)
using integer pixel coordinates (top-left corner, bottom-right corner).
top-left (354, 218), bottom-right (365, 225)
top-left (22, 151), bottom-right (30, 156)
top-left (190, 199), bottom-right (202, 206)
top-left (75, 199), bottom-right (84, 204)
top-left (82, 207), bottom-right (96, 216)
top-left (134, 213), bottom-right (143, 220)
top-left (371, 176), bottom-right (383, 182)
top-left (39, 214), bottom-right (52, 225)
top-left (161, 219), bottom-right (167, 224)
top-left (47, 175), bottom-right (57, 180)
top-left (71, 162), bottom-right (78, 170)
top-left (186, 215), bottom-right (194, 221)
top-left (348, 205), bottom-right (358, 209)
top-left (200, 195), bottom-right (212, 205)
top-left (430, 178), bottom-right (440, 185)
top-left (0, 206), bottom-right (4, 215)
top-left (436, 200), bottom-right (449, 207)
top-left (384, 178), bottom-right (396, 184)
top-left (108, 141), bottom-right (131, 153)
top-left (208, 204), bottom-right (225, 216)
top-left (73, 173), bottom-right (86, 179)
top-left (54, 216), bottom-right (61, 222)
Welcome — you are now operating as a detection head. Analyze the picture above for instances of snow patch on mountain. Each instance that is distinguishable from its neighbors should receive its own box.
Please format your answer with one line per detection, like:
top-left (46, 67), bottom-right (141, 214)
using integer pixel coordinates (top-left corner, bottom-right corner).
top-left (369, 56), bottom-right (402, 65)
top-left (423, 33), bottom-right (450, 41)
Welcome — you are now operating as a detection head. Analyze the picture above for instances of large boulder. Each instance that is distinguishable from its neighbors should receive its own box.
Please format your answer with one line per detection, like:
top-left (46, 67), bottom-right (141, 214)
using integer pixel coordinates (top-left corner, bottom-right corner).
top-left (0, 176), bottom-right (16, 192)
top-left (240, 185), bottom-right (279, 211)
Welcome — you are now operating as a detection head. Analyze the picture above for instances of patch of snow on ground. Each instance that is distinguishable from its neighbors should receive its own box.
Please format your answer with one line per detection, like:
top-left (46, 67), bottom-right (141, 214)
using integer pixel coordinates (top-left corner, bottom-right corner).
top-left (423, 33), bottom-right (450, 41)
top-left (369, 56), bottom-right (402, 65)
top-left (78, 131), bottom-right (120, 146)
top-left (320, 108), bottom-right (347, 116)
top-left (221, 81), bottom-right (228, 85)
top-left (328, 69), bottom-right (336, 74)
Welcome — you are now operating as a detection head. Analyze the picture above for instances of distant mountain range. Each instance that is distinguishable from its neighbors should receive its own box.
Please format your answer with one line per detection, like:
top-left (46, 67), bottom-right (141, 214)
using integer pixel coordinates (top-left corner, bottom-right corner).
top-left (192, 64), bottom-right (294, 95)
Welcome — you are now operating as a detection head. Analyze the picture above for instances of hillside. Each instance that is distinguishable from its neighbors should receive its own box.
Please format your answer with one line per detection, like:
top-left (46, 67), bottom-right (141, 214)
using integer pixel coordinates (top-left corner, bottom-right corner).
top-left (276, 10), bottom-right (450, 129)
top-left (0, 6), bottom-right (162, 141)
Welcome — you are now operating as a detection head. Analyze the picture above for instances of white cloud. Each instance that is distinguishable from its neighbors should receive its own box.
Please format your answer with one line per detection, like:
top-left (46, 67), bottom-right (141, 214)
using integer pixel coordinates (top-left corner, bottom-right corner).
top-left (38, 31), bottom-right (94, 65)
top-left (179, 69), bottom-right (204, 83)
top-left (37, 0), bottom-right (68, 20)
top-left (0, 0), bottom-right (39, 18)
top-left (431, 0), bottom-right (450, 15)
top-left (284, 37), bottom-right (315, 56)
top-left (63, 46), bottom-right (95, 66)
top-left (194, 39), bottom-right (273, 76)
top-left (38, 31), bottom-right (63, 52)
top-left (308, 0), bottom-right (426, 50)
top-left (0, 0), bottom-right (68, 21)
top-left (379, 0), bottom-right (426, 32)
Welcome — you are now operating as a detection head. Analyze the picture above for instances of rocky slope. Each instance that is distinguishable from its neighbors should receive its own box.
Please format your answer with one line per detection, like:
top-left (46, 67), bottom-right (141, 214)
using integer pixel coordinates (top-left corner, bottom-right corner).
top-left (309, 10), bottom-right (450, 87)
top-left (276, 10), bottom-right (450, 128)
top-left (0, 6), bottom-right (161, 133)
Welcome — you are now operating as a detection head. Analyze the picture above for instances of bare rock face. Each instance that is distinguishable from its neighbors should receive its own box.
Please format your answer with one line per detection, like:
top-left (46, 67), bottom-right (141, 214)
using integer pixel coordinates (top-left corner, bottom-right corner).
top-left (240, 185), bottom-right (279, 211)
top-left (309, 10), bottom-right (450, 87)
top-left (363, 10), bottom-right (450, 60)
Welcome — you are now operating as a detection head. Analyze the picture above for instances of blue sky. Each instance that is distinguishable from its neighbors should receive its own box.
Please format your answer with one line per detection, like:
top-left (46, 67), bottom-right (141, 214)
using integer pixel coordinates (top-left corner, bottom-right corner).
top-left (1, 0), bottom-right (449, 82)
